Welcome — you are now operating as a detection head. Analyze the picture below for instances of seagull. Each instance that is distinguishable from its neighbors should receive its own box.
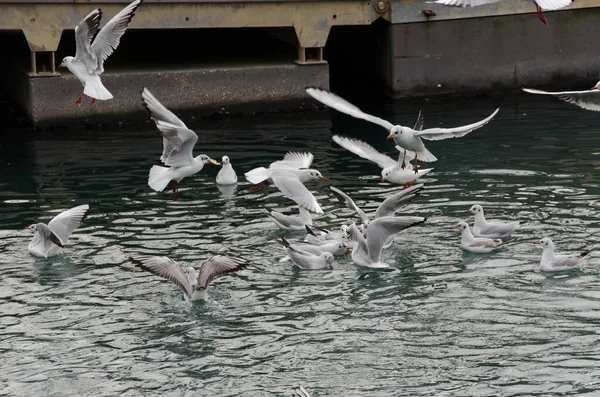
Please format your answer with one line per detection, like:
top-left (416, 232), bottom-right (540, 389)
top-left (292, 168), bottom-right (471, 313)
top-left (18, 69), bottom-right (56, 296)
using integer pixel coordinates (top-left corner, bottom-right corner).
top-left (305, 224), bottom-right (349, 245)
top-left (142, 87), bottom-right (220, 198)
top-left (129, 255), bottom-right (249, 301)
top-left (535, 237), bottom-right (591, 272)
top-left (59, 0), bottom-right (143, 104)
top-left (245, 152), bottom-right (326, 214)
top-left (264, 206), bottom-right (313, 231)
top-left (279, 237), bottom-right (348, 256)
top-left (216, 156), bottom-right (238, 185)
top-left (330, 184), bottom-right (424, 232)
top-left (333, 135), bottom-right (434, 184)
top-left (346, 216), bottom-right (426, 268)
top-left (453, 221), bottom-right (513, 253)
top-left (278, 238), bottom-right (335, 270)
top-left (26, 204), bottom-right (90, 258)
top-left (306, 87), bottom-right (499, 172)
top-left (429, 0), bottom-right (573, 25)
top-left (466, 204), bottom-right (521, 238)
top-left (522, 82), bottom-right (600, 111)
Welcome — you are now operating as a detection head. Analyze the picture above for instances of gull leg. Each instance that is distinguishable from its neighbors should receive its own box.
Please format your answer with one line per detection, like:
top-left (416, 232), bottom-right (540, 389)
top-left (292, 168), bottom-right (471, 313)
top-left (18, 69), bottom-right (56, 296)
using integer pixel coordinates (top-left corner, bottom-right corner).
top-left (535, 3), bottom-right (548, 25)
top-left (249, 180), bottom-right (268, 192)
top-left (403, 179), bottom-right (417, 190)
top-left (91, 98), bottom-right (96, 104)
top-left (172, 181), bottom-right (179, 200)
top-left (401, 149), bottom-right (407, 169)
top-left (414, 153), bottom-right (419, 174)
top-left (75, 92), bottom-right (83, 105)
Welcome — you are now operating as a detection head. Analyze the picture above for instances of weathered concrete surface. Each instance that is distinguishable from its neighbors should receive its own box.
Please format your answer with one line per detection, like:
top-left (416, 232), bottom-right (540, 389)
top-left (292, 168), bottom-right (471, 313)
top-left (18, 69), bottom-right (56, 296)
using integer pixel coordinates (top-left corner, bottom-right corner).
top-left (384, 9), bottom-right (600, 97)
top-left (13, 62), bottom-right (328, 127)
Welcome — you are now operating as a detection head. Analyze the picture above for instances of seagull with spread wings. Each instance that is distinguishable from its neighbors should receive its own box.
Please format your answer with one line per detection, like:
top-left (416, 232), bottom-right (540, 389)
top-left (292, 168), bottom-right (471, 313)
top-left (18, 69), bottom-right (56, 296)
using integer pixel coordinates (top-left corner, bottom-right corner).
top-left (522, 82), bottom-right (600, 111)
top-left (59, 0), bottom-right (143, 104)
top-left (129, 255), bottom-right (250, 301)
top-left (142, 88), bottom-right (220, 198)
top-left (26, 205), bottom-right (90, 258)
top-left (306, 88), bottom-right (499, 172)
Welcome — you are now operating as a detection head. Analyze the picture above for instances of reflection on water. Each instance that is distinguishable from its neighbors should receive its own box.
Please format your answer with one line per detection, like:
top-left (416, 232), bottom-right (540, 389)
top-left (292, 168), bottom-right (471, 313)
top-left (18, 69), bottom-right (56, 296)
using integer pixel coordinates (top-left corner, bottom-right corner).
top-left (1, 94), bottom-right (600, 396)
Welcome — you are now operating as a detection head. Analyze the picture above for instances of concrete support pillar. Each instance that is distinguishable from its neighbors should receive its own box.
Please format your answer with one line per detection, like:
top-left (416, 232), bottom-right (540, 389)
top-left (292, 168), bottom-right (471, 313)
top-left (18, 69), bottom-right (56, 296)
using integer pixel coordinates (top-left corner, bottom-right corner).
top-left (22, 28), bottom-right (63, 76)
top-left (293, 21), bottom-right (330, 65)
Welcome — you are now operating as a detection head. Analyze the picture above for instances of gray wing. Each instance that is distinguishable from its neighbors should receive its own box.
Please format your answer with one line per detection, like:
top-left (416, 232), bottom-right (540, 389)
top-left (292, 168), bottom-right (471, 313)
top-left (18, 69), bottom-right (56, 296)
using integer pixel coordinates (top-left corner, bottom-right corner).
top-left (469, 238), bottom-right (503, 248)
top-left (347, 223), bottom-right (368, 254)
top-left (366, 216), bottom-right (426, 263)
top-left (332, 135), bottom-right (396, 169)
top-left (270, 152), bottom-right (314, 169)
top-left (47, 204), bottom-right (90, 244)
top-left (306, 88), bottom-right (395, 131)
top-left (429, 0), bottom-right (504, 6)
top-left (36, 224), bottom-right (65, 248)
top-left (73, 9), bottom-right (102, 71)
top-left (330, 186), bottom-right (369, 225)
top-left (91, 0), bottom-right (143, 74)
top-left (129, 255), bottom-right (193, 299)
top-left (141, 88), bottom-right (198, 167)
top-left (271, 173), bottom-right (323, 214)
top-left (414, 108), bottom-right (499, 141)
top-left (197, 256), bottom-right (250, 289)
top-left (522, 87), bottom-right (600, 112)
top-left (374, 184), bottom-right (424, 219)
top-left (413, 110), bottom-right (424, 131)
top-left (478, 221), bottom-right (520, 237)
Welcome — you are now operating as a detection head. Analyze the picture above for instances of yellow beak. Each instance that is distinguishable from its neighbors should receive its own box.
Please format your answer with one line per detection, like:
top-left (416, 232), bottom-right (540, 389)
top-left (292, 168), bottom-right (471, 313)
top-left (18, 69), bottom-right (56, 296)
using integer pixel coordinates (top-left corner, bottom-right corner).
top-left (535, 241), bottom-right (541, 245)
top-left (24, 226), bottom-right (31, 230)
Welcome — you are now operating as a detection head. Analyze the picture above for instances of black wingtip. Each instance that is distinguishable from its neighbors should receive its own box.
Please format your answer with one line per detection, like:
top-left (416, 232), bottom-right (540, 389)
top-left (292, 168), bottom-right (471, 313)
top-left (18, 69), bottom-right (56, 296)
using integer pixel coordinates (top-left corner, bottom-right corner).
top-left (305, 224), bottom-right (317, 236)
top-left (580, 250), bottom-right (591, 258)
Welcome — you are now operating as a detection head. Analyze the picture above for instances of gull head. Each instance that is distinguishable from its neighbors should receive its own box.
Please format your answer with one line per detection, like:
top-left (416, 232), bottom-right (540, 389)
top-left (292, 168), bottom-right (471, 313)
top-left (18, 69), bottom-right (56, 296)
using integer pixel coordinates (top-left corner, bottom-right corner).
top-left (25, 223), bottom-right (38, 233)
top-left (381, 167), bottom-right (393, 182)
top-left (466, 204), bottom-right (483, 215)
top-left (387, 125), bottom-right (403, 140)
top-left (452, 221), bottom-right (469, 234)
top-left (197, 154), bottom-right (220, 166)
top-left (59, 56), bottom-right (73, 69)
top-left (221, 156), bottom-right (230, 165)
top-left (535, 237), bottom-right (554, 249)
top-left (592, 82), bottom-right (600, 90)
top-left (303, 169), bottom-right (327, 181)
top-left (324, 252), bottom-right (334, 268)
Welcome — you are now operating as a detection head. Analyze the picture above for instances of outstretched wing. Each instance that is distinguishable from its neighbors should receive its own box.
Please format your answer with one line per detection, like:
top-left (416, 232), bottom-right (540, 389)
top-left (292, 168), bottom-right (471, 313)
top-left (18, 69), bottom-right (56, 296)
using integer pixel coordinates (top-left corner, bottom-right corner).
top-left (129, 255), bottom-right (194, 299)
top-left (332, 135), bottom-right (396, 169)
top-left (429, 0), bottom-right (503, 6)
top-left (197, 256), bottom-right (250, 289)
top-left (366, 216), bottom-right (426, 263)
top-left (329, 186), bottom-right (369, 225)
top-left (523, 87), bottom-right (600, 112)
top-left (413, 110), bottom-right (424, 131)
top-left (73, 9), bottom-right (102, 71)
top-left (271, 173), bottom-right (323, 214)
top-left (48, 204), bottom-right (90, 244)
top-left (91, 0), bottom-right (143, 74)
top-left (415, 108), bottom-right (499, 141)
top-left (141, 87), bottom-right (198, 167)
top-left (375, 184), bottom-right (424, 219)
top-left (270, 152), bottom-right (314, 169)
top-left (306, 88), bottom-right (395, 131)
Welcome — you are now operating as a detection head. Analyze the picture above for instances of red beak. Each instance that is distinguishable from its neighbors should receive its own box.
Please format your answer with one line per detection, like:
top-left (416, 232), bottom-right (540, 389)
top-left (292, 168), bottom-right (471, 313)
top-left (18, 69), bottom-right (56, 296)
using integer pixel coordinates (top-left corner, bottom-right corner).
top-left (465, 210), bottom-right (471, 213)
top-left (58, 63), bottom-right (63, 68)
top-left (319, 176), bottom-right (327, 181)
top-left (381, 177), bottom-right (386, 182)
top-left (591, 87), bottom-right (598, 90)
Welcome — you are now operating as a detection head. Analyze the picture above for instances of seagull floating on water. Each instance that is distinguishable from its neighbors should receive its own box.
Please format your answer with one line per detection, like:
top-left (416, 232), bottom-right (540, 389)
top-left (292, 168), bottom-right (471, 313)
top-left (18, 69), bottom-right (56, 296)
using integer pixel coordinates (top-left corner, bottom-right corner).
top-left (535, 237), bottom-right (591, 272)
top-left (59, 0), bottom-right (143, 104)
top-left (216, 156), bottom-right (238, 185)
top-left (306, 87), bottom-right (499, 172)
top-left (305, 224), bottom-right (349, 245)
top-left (26, 204), bottom-right (90, 258)
top-left (142, 87), bottom-right (220, 199)
top-left (129, 255), bottom-right (249, 301)
top-left (453, 221), bottom-right (513, 253)
top-left (522, 82), bottom-right (600, 111)
top-left (466, 204), bottom-right (521, 238)
top-left (278, 238), bottom-right (335, 270)
top-left (429, 0), bottom-right (572, 25)
top-left (264, 206), bottom-right (313, 231)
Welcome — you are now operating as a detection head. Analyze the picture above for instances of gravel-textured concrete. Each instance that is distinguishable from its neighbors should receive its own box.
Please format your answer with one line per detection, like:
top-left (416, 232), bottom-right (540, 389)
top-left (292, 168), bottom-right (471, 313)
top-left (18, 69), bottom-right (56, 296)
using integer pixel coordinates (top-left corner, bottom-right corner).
top-left (16, 62), bottom-right (329, 127)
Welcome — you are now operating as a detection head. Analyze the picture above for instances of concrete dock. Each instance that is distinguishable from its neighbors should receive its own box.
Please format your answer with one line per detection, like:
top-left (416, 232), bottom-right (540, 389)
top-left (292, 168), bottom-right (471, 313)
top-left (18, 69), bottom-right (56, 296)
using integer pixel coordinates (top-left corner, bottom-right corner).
top-left (0, 0), bottom-right (599, 126)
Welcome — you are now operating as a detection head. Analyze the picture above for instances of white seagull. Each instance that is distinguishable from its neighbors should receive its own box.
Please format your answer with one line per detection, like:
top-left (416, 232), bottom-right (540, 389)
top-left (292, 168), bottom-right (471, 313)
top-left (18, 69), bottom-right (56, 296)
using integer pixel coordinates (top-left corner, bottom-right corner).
top-left (466, 204), bottom-right (521, 238)
top-left (245, 152), bottom-right (327, 214)
top-left (264, 206), bottom-right (313, 231)
top-left (279, 237), bottom-right (347, 257)
top-left (129, 255), bottom-right (249, 301)
top-left (535, 237), bottom-right (591, 272)
top-left (216, 155), bottom-right (238, 185)
top-left (346, 216), bottom-right (426, 268)
top-left (305, 224), bottom-right (349, 245)
top-left (522, 82), bottom-right (600, 111)
top-left (26, 204), bottom-right (90, 258)
top-left (333, 135), bottom-right (434, 185)
top-left (142, 87), bottom-right (219, 198)
top-left (278, 238), bottom-right (335, 270)
top-left (306, 87), bottom-right (499, 172)
top-left (59, 0), bottom-right (143, 104)
top-left (453, 221), bottom-right (513, 253)
top-left (429, 0), bottom-right (573, 25)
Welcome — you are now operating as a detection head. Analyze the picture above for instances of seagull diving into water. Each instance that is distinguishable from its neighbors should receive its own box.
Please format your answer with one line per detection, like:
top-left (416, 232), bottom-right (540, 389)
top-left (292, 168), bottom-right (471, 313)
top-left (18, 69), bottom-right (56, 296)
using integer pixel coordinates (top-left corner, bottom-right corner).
top-left (59, 0), bottom-right (143, 104)
top-left (522, 82), bottom-right (600, 111)
top-left (306, 88), bottom-right (499, 173)
top-left (142, 87), bottom-right (220, 199)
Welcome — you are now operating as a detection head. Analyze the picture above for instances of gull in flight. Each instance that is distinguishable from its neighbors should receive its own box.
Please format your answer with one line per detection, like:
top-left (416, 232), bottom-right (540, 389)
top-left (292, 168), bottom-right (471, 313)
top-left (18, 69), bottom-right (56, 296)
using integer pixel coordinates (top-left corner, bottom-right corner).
top-left (453, 221), bottom-right (513, 253)
top-left (306, 88), bottom-right (499, 172)
top-left (142, 87), bottom-right (220, 199)
top-left (59, 0), bottom-right (143, 104)
top-left (264, 206), bottom-right (313, 231)
top-left (333, 135), bottom-right (433, 186)
top-left (278, 238), bottom-right (335, 270)
top-left (245, 152), bottom-right (327, 214)
top-left (26, 204), bottom-right (90, 258)
top-left (429, 0), bottom-right (572, 25)
top-left (129, 255), bottom-right (250, 301)
top-left (535, 237), bottom-right (591, 272)
top-left (522, 82), bottom-right (600, 111)
top-left (216, 155), bottom-right (238, 185)
top-left (466, 204), bottom-right (521, 238)
top-left (346, 216), bottom-right (426, 268)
